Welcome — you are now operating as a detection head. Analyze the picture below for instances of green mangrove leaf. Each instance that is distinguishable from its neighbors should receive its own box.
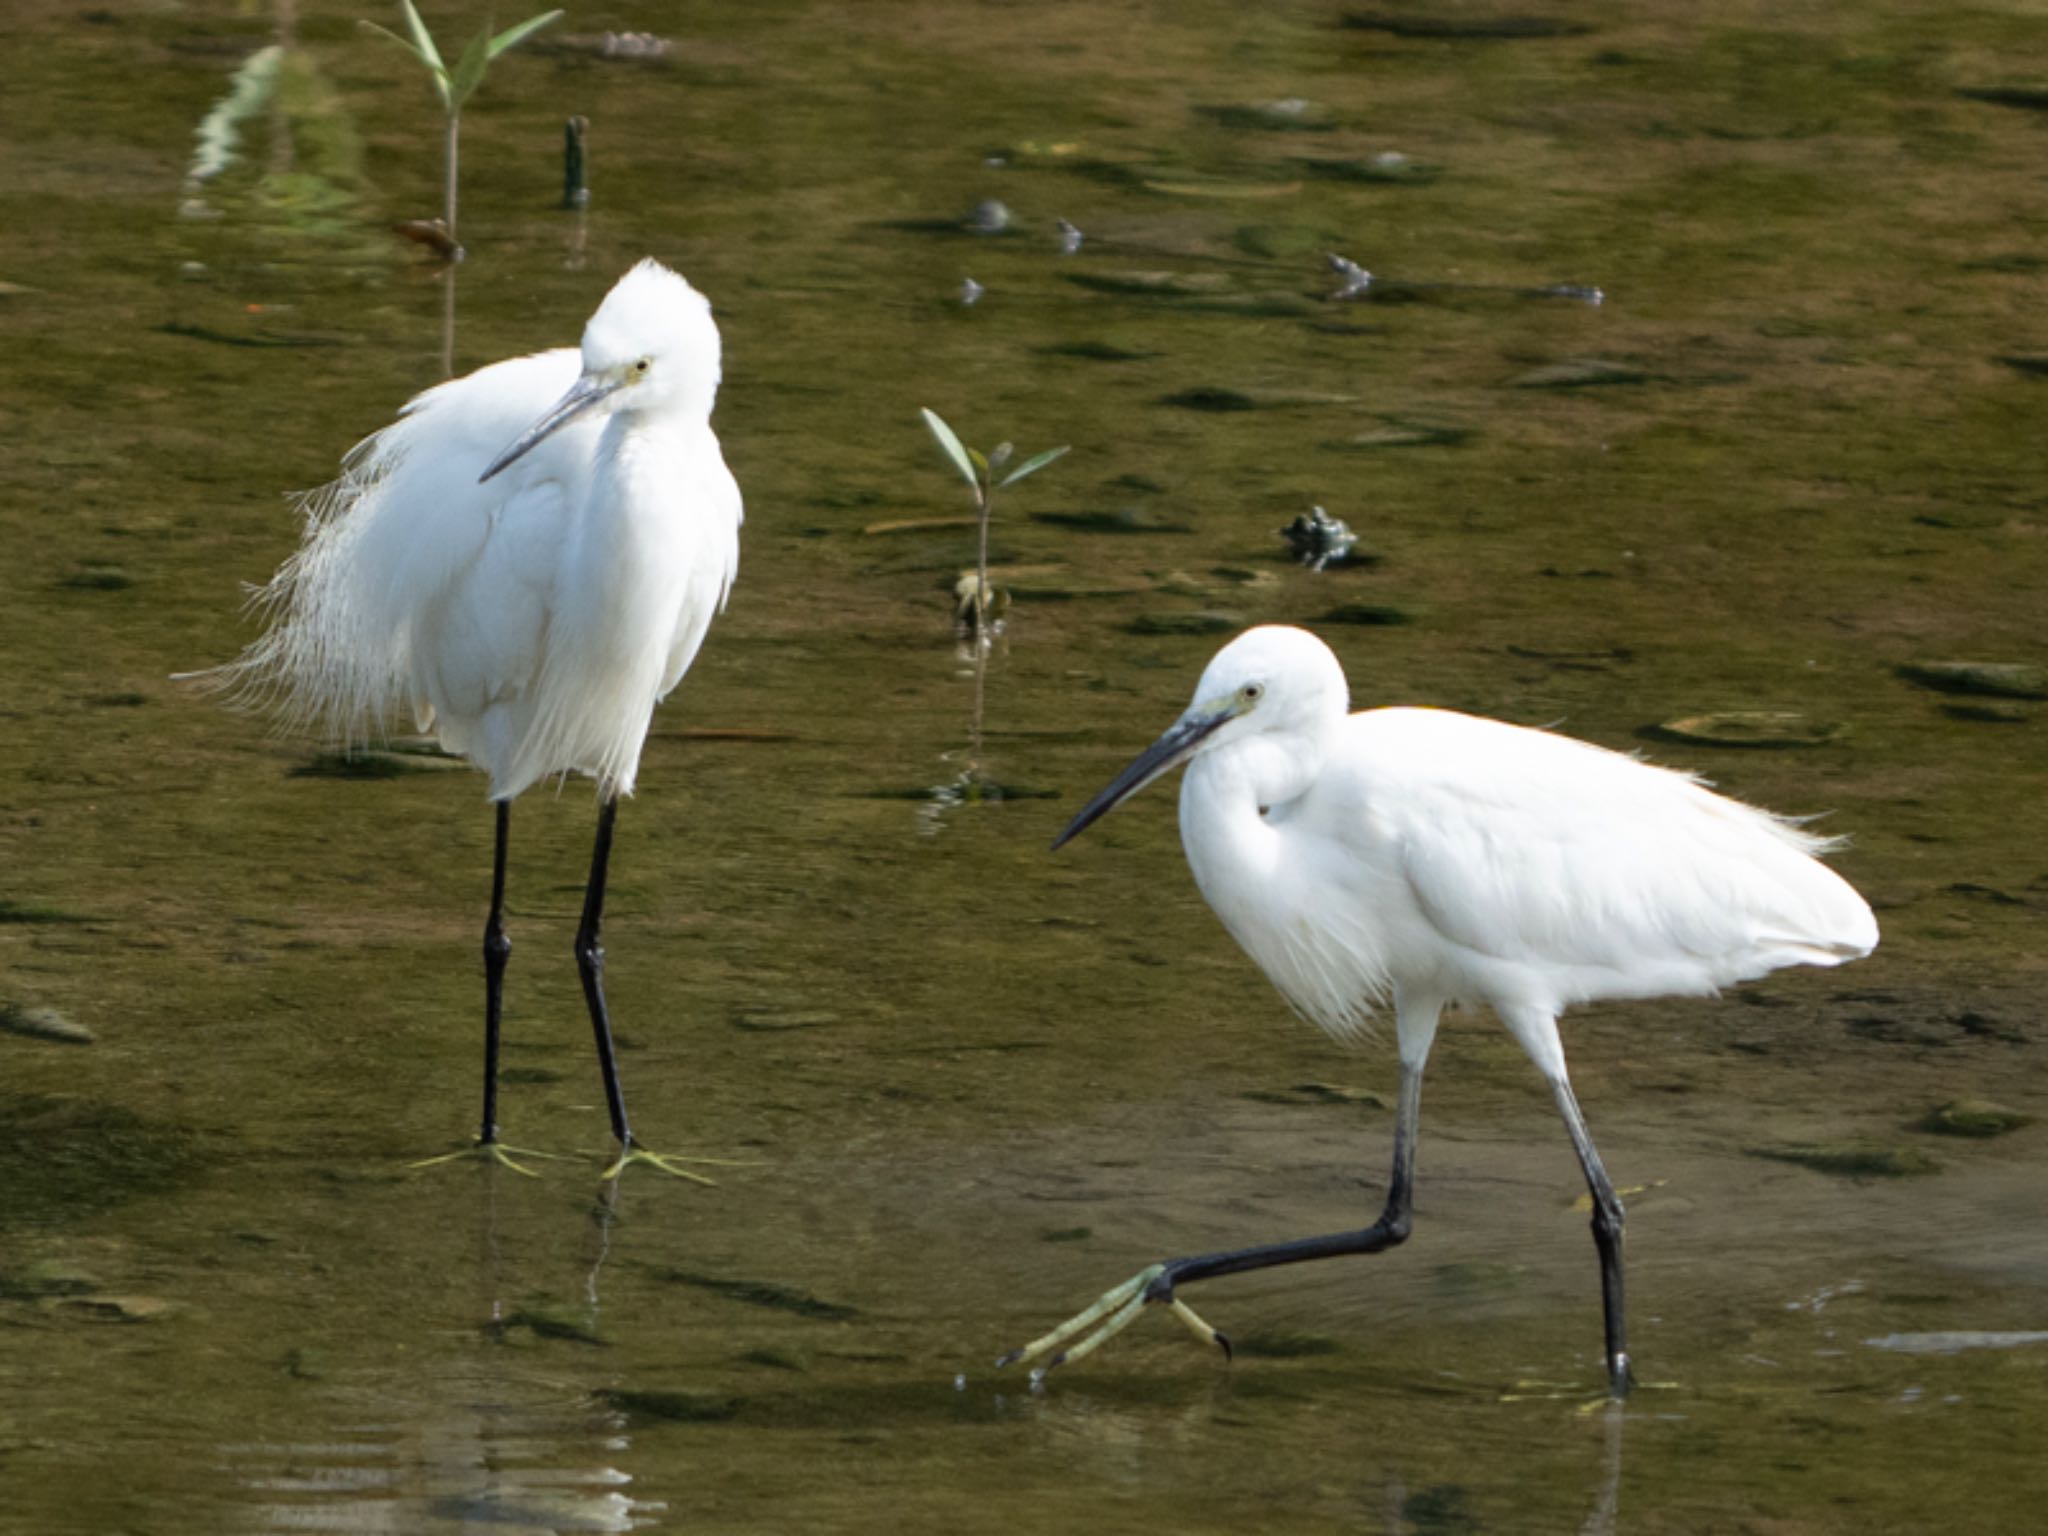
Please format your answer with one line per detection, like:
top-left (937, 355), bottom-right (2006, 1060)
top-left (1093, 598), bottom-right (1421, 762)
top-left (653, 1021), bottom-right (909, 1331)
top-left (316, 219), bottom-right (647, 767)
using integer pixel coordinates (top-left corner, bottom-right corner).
top-left (920, 408), bottom-right (979, 490)
top-left (448, 24), bottom-right (493, 107)
top-left (360, 18), bottom-right (450, 108)
top-left (488, 9), bottom-right (564, 60)
top-left (999, 444), bottom-right (1070, 488)
top-left (395, 0), bottom-right (446, 73)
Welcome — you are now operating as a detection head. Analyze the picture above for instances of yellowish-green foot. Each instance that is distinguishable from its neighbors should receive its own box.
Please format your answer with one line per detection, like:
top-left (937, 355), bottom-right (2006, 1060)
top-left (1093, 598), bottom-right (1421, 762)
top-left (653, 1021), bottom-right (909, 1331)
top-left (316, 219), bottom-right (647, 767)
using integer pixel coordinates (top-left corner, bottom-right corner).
top-left (1499, 1374), bottom-right (1674, 1409)
top-left (597, 1144), bottom-right (759, 1184)
top-left (408, 1141), bottom-right (580, 1178)
top-left (997, 1264), bottom-right (1230, 1377)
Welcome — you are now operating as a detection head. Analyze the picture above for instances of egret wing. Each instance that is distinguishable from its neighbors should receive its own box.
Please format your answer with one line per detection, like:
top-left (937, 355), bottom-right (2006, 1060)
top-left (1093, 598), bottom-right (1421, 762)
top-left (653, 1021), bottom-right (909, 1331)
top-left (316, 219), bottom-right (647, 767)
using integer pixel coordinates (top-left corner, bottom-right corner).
top-left (656, 423), bottom-right (744, 699)
top-left (223, 349), bottom-right (596, 744)
top-left (1326, 709), bottom-right (1872, 1002)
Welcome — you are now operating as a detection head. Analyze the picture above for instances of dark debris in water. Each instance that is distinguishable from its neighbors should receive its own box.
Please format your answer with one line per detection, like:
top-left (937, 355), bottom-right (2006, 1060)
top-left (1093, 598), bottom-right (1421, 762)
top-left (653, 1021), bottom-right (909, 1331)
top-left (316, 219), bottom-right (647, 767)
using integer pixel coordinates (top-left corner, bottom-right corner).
top-left (0, 1003), bottom-right (94, 1044)
top-left (492, 1303), bottom-right (607, 1346)
top-left (1897, 661), bottom-right (2048, 701)
top-left (1747, 1141), bottom-right (1941, 1178)
top-left (1282, 505), bottom-right (1359, 569)
top-left (658, 1269), bottom-right (859, 1321)
top-left (599, 1387), bottom-right (742, 1424)
top-left (1034, 341), bottom-right (1164, 362)
top-left (58, 569), bottom-right (134, 591)
top-left (857, 778), bottom-right (1059, 803)
top-left (1243, 1081), bottom-right (1388, 1108)
top-left (0, 900), bottom-right (97, 925)
top-left (1919, 1099), bottom-right (2033, 1139)
top-left (1319, 602), bottom-right (1408, 626)
top-left (1031, 507), bottom-right (1193, 535)
top-left (1941, 701), bottom-right (2029, 724)
top-left (156, 321), bottom-right (346, 349)
top-left (1846, 1006), bottom-right (2030, 1048)
top-left (1297, 154), bottom-right (1440, 185)
top-left (1160, 386), bottom-right (1357, 412)
top-left (1956, 86), bottom-right (2048, 113)
top-left (1341, 11), bottom-right (1592, 39)
top-left (1645, 712), bottom-right (1844, 749)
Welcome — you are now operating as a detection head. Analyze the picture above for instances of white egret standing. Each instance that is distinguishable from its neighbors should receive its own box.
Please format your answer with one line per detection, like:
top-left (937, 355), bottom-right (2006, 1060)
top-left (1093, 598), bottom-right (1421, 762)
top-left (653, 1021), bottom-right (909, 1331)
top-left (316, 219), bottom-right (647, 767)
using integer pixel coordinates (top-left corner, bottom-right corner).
top-left (198, 259), bottom-right (742, 1180)
top-left (1003, 625), bottom-right (1877, 1392)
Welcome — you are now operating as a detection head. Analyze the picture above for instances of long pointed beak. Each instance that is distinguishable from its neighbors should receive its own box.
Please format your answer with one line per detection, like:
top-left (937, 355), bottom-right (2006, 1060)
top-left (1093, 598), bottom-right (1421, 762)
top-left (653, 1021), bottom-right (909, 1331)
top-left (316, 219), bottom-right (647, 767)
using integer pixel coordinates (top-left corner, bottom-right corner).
top-left (1053, 706), bottom-right (1234, 850)
top-left (479, 373), bottom-right (622, 483)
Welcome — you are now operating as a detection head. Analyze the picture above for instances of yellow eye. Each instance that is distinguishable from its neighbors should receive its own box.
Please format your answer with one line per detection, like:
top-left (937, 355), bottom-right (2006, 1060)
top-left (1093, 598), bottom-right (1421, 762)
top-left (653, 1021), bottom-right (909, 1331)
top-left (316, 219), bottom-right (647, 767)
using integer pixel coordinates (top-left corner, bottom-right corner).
top-left (632, 358), bottom-right (652, 375)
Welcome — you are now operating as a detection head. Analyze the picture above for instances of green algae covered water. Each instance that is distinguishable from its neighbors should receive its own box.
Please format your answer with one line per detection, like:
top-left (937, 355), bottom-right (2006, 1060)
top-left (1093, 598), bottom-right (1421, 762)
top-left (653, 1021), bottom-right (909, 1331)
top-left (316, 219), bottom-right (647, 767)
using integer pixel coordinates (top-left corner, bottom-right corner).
top-left (2, 2), bottom-right (2044, 1531)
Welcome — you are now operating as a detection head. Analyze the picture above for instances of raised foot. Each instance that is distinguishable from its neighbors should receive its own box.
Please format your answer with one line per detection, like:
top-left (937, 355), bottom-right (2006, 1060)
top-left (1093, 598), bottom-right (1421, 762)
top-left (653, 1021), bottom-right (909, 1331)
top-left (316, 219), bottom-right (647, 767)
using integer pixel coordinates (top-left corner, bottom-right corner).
top-left (996, 1263), bottom-right (1232, 1377)
top-left (408, 1141), bottom-right (580, 1178)
top-left (598, 1145), bottom-right (758, 1184)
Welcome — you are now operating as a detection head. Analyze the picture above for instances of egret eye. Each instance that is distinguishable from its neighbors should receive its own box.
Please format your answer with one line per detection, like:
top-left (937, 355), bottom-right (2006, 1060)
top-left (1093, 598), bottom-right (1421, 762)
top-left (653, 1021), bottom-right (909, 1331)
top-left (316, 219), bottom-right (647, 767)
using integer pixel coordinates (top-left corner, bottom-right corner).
top-left (632, 357), bottom-right (652, 376)
top-left (1242, 683), bottom-right (1264, 703)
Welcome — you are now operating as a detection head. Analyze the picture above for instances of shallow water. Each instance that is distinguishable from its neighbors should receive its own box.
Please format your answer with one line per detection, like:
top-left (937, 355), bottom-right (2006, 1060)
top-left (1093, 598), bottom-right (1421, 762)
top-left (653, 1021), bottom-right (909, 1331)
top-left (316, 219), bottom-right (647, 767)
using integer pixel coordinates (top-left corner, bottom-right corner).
top-left (3, 1), bottom-right (2045, 1531)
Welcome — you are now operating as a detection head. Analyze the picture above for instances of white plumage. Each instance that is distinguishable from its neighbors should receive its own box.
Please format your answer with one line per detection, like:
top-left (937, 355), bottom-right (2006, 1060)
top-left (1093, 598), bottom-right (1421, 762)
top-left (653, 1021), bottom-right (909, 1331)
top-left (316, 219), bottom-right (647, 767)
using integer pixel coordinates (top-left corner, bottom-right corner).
top-left (1172, 629), bottom-right (1875, 1077)
top-left (1008, 624), bottom-right (1876, 1385)
top-left (218, 257), bottom-right (741, 801)
top-left (195, 259), bottom-right (743, 1178)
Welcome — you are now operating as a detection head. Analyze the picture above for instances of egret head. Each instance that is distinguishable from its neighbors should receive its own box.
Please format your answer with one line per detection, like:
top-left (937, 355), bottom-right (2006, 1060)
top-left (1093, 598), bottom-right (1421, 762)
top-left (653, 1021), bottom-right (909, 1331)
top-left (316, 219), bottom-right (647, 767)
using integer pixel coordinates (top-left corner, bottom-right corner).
top-left (481, 259), bottom-right (723, 483)
top-left (1054, 626), bottom-right (1348, 849)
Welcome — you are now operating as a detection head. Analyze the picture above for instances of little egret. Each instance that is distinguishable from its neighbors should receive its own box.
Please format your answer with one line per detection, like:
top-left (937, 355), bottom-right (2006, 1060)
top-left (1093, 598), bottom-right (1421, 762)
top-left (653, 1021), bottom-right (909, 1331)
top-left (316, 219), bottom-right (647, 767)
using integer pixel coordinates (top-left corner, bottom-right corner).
top-left (198, 259), bottom-right (742, 1180)
top-left (1002, 625), bottom-right (1876, 1392)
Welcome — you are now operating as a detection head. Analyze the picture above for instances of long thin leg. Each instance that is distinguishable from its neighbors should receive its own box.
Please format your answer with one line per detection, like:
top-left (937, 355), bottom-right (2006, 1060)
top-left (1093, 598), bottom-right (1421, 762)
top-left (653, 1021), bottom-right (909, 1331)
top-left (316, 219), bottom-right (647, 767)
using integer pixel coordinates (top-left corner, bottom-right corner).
top-left (413, 799), bottom-right (564, 1174)
top-left (1001, 1060), bottom-right (1426, 1371)
top-left (480, 799), bottom-right (511, 1145)
top-left (1551, 1076), bottom-right (1633, 1398)
top-left (574, 794), bottom-right (633, 1148)
top-left (573, 796), bottom-right (729, 1184)
top-left (1157, 1058), bottom-right (1422, 1290)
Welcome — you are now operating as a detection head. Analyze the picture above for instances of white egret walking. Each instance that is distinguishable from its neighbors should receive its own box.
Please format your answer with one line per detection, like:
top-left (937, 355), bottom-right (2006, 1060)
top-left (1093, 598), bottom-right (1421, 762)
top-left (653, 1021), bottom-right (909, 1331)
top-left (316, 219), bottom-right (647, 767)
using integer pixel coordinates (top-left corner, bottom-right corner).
top-left (199, 259), bottom-right (742, 1179)
top-left (1003, 625), bottom-right (1877, 1391)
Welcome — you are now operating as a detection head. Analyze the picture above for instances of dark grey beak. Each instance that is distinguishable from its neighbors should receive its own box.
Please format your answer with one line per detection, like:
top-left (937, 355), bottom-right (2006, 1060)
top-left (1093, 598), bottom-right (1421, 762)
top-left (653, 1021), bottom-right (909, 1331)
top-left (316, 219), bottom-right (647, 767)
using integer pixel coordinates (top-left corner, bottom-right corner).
top-left (479, 373), bottom-right (622, 483)
top-left (1053, 707), bottom-right (1233, 850)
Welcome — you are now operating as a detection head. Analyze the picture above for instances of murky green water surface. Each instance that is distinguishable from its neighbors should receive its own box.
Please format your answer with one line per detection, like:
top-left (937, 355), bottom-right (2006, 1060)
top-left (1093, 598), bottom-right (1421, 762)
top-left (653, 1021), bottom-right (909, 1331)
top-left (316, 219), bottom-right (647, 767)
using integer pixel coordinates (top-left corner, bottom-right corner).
top-left (3, 1), bottom-right (2045, 1530)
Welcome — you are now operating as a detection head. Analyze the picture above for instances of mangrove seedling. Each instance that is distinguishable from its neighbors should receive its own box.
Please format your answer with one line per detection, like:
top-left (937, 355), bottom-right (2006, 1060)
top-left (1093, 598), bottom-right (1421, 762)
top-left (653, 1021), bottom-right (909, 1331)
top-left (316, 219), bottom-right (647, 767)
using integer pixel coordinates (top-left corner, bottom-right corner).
top-left (919, 408), bottom-right (1067, 645)
top-left (361, 0), bottom-right (563, 253)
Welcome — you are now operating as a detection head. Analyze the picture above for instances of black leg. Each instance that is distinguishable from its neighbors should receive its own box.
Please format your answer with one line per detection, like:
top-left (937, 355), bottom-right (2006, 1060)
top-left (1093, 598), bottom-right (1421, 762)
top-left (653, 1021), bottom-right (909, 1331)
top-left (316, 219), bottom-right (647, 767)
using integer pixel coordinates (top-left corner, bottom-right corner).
top-left (1143, 1060), bottom-right (1423, 1327)
top-left (1551, 1076), bottom-right (1633, 1397)
top-left (1002, 1062), bottom-right (1426, 1370)
top-left (574, 794), bottom-right (634, 1150)
top-left (480, 799), bottom-right (512, 1145)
